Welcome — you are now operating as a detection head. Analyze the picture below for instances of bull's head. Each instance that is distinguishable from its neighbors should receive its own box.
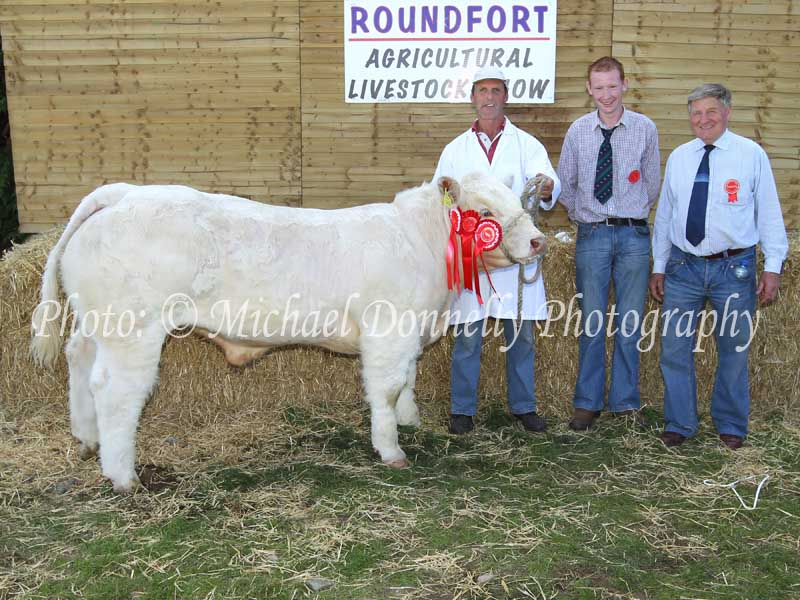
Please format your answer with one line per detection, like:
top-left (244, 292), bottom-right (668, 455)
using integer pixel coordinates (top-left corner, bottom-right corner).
top-left (438, 173), bottom-right (547, 271)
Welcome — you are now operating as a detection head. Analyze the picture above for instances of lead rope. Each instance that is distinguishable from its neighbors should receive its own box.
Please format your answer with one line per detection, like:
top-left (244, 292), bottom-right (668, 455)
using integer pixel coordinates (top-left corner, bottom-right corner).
top-left (514, 175), bottom-right (546, 335)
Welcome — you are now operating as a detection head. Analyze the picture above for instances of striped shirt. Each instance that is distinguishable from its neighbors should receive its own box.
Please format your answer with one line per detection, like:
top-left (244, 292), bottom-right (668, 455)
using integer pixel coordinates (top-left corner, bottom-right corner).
top-left (557, 108), bottom-right (660, 222)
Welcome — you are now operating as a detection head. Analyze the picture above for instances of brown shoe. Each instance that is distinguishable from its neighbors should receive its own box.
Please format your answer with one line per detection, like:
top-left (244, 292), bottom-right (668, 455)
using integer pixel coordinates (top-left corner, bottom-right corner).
top-left (612, 409), bottom-right (650, 430)
top-left (719, 434), bottom-right (744, 450)
top-left (660, 431), bottom-right (686, 447)
top-left (568, 408), bottom-right (601, 431)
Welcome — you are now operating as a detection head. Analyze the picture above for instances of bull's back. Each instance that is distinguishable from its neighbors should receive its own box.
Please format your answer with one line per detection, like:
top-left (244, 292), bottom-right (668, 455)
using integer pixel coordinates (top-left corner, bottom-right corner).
top-left (59, 185), bottom-right (448, 344)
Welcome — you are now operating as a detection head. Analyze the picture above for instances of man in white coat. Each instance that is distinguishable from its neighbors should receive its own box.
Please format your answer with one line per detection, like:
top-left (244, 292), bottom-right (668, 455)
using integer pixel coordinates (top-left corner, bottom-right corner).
top-left (433, 66), bottom-right (561, 435)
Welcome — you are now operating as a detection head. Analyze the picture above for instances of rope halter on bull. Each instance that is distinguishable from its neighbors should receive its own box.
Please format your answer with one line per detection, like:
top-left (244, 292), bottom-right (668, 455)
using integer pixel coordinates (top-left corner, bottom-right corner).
top-left (498, 174), bottom-right (547, 335)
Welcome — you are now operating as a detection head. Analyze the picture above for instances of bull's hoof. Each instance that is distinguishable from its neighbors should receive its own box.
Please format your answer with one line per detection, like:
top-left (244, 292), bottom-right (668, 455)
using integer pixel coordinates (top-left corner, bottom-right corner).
top-left (383, 457), bottom-right (410, 469)
top-left (78, 442), bottom-right (98, 461)
top-left (110, 475), bottom-right (141, 494)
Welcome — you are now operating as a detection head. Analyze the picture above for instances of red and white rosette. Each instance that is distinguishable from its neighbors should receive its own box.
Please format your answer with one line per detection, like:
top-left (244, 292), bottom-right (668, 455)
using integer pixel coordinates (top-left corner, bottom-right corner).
top-left (725, 179), bottom-right (740, 203)
top-left (475, 219), bottom-right (502, 252)
top-left (445, 206), bottom-right (504, 305)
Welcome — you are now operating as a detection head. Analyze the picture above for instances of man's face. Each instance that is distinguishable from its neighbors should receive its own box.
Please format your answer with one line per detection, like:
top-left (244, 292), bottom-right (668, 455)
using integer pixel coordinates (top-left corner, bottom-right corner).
top-left (586, 69), bottom-right (627, 121)
top-left (689, 96), bottom-right (731, 145)
top-left (471, 79), bottom-right (508, 120)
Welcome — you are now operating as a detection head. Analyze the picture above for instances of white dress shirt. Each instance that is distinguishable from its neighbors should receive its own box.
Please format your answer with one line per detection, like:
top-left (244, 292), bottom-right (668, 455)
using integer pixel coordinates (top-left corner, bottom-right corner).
top-left (433, 117), bottom-right (561, 323)
top-left (652, 129), bottom-right (788, 274)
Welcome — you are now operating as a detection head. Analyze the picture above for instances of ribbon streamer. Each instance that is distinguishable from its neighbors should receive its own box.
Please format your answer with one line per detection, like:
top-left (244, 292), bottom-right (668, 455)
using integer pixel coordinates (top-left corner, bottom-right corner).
top-left (703, 474), bottom-right (770, 510)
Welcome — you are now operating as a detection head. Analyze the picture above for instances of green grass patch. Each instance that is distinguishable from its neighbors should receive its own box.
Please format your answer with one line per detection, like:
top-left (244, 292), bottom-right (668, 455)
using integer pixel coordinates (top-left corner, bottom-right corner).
top-left (3, 407), bottom-right (799, 600)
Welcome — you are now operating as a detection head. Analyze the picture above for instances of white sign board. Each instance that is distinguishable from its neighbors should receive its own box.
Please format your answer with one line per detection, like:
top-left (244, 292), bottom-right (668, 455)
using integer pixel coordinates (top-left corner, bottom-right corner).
top-left (344, 0), bottom-right (557, 103)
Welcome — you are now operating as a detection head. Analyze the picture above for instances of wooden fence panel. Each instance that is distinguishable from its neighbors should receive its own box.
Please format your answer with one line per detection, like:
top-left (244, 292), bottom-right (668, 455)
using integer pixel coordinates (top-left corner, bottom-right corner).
top-left (1, 1), bottom-right (797, 231)
top-left (1, 0), bottom-right (302, 232)
top-left (613, 0), bottom-right (800, 228)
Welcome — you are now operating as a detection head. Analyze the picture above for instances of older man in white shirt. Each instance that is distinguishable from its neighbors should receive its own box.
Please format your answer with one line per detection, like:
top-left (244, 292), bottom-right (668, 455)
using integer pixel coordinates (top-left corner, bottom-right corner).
top-left (433, 66), bottom-right (560, 435)
top-left (649, 83), bottom-right (788, 450)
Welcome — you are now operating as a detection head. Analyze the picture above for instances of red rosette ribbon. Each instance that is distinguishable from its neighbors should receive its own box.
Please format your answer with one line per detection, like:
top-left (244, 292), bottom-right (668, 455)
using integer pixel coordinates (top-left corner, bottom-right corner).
top-left (444, 208), bottom-right (504, 305)
top-left (725, 179), bottom-right (739, 203)
top-left (446, 208), bottom-right (462, 290)
top-left (474, 219), bottom-right (503, 302)
top-left (628, 169), bottom-right (641, 183)
top-left (459, 210), bottom-right (480, 295)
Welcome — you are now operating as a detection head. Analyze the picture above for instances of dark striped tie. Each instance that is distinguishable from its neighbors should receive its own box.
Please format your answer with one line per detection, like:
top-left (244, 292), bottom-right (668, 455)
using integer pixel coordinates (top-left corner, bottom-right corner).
top-left (685, 144), bottom-right (715, 246)
top-left (594, 126), bottom-right (618, 204)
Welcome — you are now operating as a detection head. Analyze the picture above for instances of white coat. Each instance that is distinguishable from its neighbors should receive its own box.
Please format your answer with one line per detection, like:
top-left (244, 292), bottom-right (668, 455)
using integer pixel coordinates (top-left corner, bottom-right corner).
top-left (433, 117), bottom-right (561, 323)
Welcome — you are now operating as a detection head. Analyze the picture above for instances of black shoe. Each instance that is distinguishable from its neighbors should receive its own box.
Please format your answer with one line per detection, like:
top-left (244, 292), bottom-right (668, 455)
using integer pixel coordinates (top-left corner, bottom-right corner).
top-left (514, 412), bottom-right (547, 433)
top-left (660, 431), bottom-right (686, 447)
top-left (448, 414), bottom-right (474, 435)
top-left (568, 408), bottom-right (601, 431)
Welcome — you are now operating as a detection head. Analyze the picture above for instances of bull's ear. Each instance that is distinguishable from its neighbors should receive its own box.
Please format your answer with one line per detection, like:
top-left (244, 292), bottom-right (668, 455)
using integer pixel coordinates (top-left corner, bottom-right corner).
top-left (437, 176), bottom-right (462, 205)
top-left (501, 174), bottom-right (514, 190)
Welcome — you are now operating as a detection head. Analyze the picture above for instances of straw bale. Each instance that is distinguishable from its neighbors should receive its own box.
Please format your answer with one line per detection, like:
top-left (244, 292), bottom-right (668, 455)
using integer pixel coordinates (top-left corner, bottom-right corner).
top-left (1, 228), bottom-right (799, 476)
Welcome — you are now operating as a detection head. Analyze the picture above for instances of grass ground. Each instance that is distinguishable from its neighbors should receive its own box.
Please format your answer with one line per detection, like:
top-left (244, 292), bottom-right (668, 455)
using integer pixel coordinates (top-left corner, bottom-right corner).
top-left (2, 402), bottom-right (798, 600)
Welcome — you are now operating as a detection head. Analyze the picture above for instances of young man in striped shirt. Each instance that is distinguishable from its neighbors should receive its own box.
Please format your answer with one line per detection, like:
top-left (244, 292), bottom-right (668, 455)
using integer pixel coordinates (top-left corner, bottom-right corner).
top-left (556, 57), bottom-right (661, 431)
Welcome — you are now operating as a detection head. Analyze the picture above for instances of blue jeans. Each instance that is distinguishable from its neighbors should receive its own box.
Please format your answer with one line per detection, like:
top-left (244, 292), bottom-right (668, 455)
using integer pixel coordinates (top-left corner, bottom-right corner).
top-left (450, 319), bottom-right (536, 416)
top-left (660, 245), bottom-right (756, 439)
top-left (573, 222), bottom-right (651, 413)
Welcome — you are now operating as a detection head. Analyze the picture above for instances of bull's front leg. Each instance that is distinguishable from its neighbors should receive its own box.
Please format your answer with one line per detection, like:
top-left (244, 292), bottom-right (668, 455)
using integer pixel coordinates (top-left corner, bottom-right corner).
top-left (360, 334), bottom-right (421, 469)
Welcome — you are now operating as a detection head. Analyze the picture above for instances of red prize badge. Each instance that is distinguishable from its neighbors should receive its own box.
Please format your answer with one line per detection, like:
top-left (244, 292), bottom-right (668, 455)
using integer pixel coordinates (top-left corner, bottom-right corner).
top-left (474, 219), bottom-right (502, 252)
top-left (461, 210), bottom-right (480, 235)
top-left (725, 179), bottom-right (739, 203)
top-left (628, 169), bottom-right (641, 183)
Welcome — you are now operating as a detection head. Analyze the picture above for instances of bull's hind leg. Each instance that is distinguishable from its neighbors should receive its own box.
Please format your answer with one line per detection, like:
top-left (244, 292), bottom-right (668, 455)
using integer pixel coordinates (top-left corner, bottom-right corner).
top-left (90, 328), bottom-right (164, 493)
top-left (361, 334), bottom-right (421, 469)
top-left (395, 352), bottom-right (421, 428)
top-left (66, 330), bottom-right (100, 459)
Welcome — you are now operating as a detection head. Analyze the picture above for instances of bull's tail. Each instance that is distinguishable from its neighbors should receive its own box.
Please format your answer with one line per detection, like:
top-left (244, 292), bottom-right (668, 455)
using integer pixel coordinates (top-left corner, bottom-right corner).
top-left (30, 183), bottom-right (138, 368)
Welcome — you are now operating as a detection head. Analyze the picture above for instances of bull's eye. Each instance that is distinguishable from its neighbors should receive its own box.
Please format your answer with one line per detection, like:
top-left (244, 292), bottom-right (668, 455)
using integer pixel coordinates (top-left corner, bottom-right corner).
top-left (479, 208), bottom-right (492, 217)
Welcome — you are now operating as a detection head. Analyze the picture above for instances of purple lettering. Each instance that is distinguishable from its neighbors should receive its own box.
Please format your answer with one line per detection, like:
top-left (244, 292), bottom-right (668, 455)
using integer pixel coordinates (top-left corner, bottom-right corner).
top-left (467, 6), bottom-right (482, 32)
top-left (487, 6), bottom-right (506, 32)
top-left (512, 6), bottom-right (531, 33)
top-left (351, 6), bottom-right (369, 33)
top-left (444, 6), bottom-right (461, 33)
top-left (374, 6), bottom-right (392, 33)
top-left (533, 6), bottom-right (547, 33)
top-left (398, 6), bottom-right (415, 33)
top-left (421, 6), bottom-right (437, 32)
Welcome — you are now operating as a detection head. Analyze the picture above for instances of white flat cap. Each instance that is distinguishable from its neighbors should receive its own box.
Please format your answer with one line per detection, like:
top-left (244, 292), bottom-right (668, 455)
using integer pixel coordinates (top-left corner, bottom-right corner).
top-left (472, 66), bottom-right (509, 85)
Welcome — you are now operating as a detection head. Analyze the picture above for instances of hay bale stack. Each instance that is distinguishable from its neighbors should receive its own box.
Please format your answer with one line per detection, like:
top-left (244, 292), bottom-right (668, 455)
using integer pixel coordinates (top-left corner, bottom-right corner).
top-left (1, 229), bottom-right (798, 464)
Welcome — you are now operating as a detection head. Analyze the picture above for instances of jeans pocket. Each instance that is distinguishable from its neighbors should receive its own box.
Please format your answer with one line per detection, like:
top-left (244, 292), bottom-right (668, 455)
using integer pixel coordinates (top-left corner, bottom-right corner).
top-left (726, 259), bottom-right (756, 284)
top-left (665, 258), bottom-right (685, 276)
top-left (576, 223), bottom-right (596, 241)
top-left (633, 224), bottom-right (650, 237)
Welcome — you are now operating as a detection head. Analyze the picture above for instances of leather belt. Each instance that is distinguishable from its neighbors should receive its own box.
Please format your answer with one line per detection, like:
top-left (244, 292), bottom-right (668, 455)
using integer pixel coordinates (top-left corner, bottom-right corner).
top-left (701, 246), bottom-right (751, 260)
top-left (595, 217), bottom-right (648, 227)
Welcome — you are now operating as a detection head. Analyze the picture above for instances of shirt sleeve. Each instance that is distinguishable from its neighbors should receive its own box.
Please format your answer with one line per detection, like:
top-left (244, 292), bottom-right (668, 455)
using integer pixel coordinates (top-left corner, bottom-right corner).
top-left (753, 147), bottom-right (789, 273)
top-left (651, 152), bottom-right (675, 273)
top-left (642, 119), bottom-right (661, 208)
top-left (555, 124), bottom-right (578, 218)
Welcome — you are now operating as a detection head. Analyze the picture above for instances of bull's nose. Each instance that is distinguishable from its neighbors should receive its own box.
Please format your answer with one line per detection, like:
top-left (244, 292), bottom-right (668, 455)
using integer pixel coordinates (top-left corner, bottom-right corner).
top-left (530, 237), bottom-right (548, 254)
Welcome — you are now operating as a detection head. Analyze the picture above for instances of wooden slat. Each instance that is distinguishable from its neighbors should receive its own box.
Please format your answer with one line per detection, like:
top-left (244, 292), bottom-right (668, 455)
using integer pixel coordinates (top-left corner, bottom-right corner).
top-left (3, 0), bottom-right (797, 231)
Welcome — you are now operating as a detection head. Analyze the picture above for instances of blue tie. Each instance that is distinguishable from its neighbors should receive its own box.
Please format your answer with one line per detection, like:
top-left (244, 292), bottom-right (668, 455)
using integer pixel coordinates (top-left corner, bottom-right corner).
top-left (594, 126), bottom-right (618, 204)
top-left (686, 144), bottom-right (715, 246)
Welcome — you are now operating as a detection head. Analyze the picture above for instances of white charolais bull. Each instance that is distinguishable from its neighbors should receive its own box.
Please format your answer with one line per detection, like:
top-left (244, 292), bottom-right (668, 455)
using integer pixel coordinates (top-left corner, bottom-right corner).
top-left (31, 174), bottom-right (545, 492)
